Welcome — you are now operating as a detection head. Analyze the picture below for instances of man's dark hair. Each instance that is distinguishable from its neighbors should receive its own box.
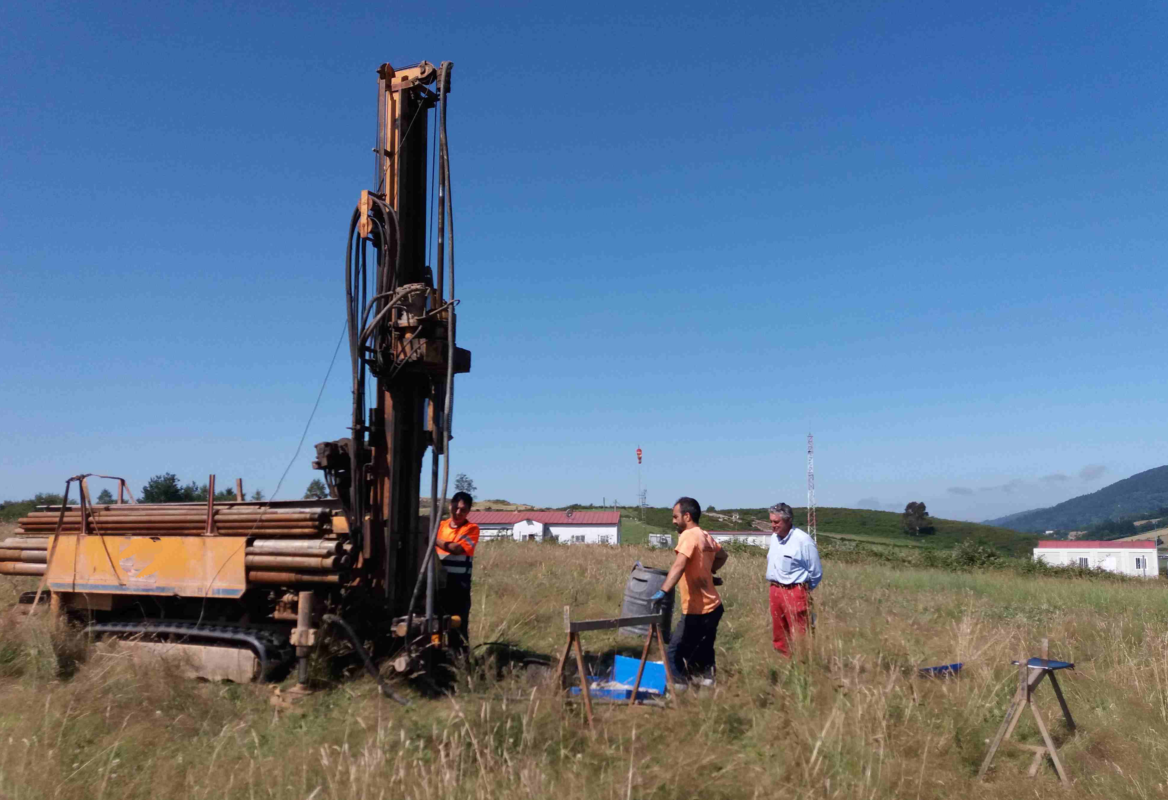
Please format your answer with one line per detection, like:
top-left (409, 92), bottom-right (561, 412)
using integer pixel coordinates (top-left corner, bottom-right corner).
top-left (674, 497), bottom-right (701, 524)
top-left (451, 491), bottom-right (474, 508)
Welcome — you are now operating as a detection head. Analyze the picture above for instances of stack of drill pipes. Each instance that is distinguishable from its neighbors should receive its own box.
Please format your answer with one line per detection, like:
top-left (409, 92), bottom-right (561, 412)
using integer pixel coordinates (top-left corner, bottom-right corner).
top-left (0, 535), bottom-right (49, 575)
top-left (17, 509), bottom-right (329, 536)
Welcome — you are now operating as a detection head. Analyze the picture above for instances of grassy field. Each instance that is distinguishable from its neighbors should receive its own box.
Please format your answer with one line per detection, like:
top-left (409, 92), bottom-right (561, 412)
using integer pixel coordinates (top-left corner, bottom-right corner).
top-left (2, 540), bottom-right (1167, 798)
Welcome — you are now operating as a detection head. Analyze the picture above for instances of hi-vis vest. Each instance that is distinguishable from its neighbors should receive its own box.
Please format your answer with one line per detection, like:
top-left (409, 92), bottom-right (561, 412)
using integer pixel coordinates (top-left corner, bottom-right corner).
top-left (436, 519), bottom-right (479, 577)
top-left (438, 551), bottom-right (473, 576)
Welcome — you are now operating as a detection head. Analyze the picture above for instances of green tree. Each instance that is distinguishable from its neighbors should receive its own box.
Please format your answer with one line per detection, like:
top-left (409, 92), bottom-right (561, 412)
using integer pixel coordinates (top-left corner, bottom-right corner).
top-left (453, 473), bottom-right (476, 498)
top-left (304, 479), bottom-right (329, 500)
top-left (96, 488), bottom-right (115, 504)
top-left (141, 473), bottom-right (185, 503)
top-left (139, 473), bottom-right (237, 503)
top-left (251, 489), bottom-right (265, 502)
top-left (902, 501), bottom-right (935, 537)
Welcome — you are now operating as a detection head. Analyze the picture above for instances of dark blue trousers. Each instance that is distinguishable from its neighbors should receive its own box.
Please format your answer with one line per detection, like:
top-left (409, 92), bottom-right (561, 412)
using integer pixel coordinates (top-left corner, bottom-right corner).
top-left (667, 603), bottom-right (723, 681)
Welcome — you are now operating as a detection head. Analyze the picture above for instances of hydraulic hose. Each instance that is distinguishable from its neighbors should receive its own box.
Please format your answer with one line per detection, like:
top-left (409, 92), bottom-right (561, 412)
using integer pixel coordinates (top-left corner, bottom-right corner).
top-left (321, 614), bottom-right (410, 705)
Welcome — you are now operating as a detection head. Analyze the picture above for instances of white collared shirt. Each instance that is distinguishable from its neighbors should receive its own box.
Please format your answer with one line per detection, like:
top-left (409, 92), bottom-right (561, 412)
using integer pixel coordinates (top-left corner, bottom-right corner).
top-left (765, 527), bottom-right (822, 589)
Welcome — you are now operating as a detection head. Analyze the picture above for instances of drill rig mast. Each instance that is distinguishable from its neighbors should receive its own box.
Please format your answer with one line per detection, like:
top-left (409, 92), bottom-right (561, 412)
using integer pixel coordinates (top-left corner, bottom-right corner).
top-left (9, 59), bottom-right (469, 687)
top-left (318, 58), bottom-right (471, 661)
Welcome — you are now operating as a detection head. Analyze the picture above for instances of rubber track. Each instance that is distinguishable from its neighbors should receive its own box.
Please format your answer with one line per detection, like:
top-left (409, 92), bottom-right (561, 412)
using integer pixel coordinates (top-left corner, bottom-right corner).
top-left (86, 620), bottom-right (294, 681)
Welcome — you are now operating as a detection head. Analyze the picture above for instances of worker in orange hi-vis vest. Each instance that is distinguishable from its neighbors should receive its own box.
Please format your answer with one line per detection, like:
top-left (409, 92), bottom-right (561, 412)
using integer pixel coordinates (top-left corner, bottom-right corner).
top-left (436, 491), bottom-right (480, 654)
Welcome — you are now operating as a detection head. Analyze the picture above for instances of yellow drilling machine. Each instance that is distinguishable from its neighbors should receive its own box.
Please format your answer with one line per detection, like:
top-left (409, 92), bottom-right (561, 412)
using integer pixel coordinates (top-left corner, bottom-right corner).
top-left (3, 60), bottom-right (470, 694)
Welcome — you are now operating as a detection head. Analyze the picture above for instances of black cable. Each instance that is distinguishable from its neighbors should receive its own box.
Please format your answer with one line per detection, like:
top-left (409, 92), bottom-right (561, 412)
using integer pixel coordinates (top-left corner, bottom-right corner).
top-left (321, 614), bottom-right (410, 705)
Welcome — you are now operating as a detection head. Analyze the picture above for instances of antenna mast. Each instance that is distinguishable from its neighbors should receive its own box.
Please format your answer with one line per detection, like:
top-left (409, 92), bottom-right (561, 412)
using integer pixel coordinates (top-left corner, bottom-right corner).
top-left (807, 433), bottom-right (817, 542)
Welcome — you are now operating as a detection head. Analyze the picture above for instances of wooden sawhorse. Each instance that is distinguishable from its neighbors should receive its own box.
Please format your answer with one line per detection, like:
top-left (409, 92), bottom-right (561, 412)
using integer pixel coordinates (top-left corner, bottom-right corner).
top-left (978, 639), bottom-right (1076, 787)
top-left (553, 605), bottom-right (675, 728)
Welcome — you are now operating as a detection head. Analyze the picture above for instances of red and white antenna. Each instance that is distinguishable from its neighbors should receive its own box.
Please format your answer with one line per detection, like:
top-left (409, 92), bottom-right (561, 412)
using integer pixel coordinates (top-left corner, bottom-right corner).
top-left (807, 433), bottom-right (817, 542)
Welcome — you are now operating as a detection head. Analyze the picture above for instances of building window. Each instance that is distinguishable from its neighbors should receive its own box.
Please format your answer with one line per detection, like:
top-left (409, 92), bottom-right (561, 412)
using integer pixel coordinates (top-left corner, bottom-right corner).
top-left (598, 534), bottom-right (611, 544)
top-left (571, 535), bottom-right (585, 544)
top-left (1079, 557), bottom-right (1089, 568)
top-left (1136, 557), bottom-right (1145, 570)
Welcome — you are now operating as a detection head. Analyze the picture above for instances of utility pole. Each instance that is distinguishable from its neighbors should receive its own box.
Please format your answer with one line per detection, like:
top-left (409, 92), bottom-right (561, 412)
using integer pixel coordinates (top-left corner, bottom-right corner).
top-left (807, 433), bottom-right (817, 542)
top-left (636, 447), bottom-right (643, 521)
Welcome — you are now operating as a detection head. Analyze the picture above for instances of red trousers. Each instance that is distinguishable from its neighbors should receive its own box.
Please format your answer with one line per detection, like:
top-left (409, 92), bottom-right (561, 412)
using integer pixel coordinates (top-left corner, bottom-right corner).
top-left (769, 583), bottom-right (810, 656)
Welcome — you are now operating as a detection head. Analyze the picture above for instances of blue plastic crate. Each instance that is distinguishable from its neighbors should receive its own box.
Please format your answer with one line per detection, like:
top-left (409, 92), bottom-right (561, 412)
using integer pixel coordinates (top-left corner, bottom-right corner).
top-left (612, 654), bottom-right (667, 693)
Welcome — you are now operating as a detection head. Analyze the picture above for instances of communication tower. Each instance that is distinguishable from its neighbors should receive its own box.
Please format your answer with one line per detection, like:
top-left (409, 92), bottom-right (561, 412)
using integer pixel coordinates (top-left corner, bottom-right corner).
top-left (807, 433), bottom-right (817, 542)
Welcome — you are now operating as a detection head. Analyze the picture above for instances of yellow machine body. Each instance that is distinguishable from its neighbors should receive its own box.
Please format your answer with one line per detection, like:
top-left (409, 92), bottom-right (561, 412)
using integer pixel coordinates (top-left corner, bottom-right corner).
top-left (46, 534), bottom-right (246, 599)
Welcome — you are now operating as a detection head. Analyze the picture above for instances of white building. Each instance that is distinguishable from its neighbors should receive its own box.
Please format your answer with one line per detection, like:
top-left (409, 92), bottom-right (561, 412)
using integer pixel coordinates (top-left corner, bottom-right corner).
top-left (708, 531), bottom-right (769, 549)
top-left (1033, 540), bottom-right (1158, 578)
top-left (469, 511), bottom-right (621, 545)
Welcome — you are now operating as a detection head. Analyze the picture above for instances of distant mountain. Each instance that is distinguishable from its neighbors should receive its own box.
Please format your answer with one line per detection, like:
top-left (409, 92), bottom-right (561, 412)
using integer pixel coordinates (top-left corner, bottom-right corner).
top-left (986, 466), bottom-right (1168, 533)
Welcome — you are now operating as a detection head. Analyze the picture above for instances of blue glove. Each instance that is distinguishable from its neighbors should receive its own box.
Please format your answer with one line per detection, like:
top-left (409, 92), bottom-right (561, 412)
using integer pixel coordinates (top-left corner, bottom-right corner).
top-left (650, 589), bottom-right (667, 602)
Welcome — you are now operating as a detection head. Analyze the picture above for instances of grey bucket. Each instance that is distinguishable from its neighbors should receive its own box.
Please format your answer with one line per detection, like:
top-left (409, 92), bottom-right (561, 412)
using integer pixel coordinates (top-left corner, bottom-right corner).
top-left (620, 561), bottom-right (673, 643)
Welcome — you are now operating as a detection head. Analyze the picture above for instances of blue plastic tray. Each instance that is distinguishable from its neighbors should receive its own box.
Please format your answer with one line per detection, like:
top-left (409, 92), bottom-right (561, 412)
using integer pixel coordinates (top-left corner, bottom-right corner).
top-left (918, 662), bottom-right (963, 678)
top-left (1013, 658), bottom-right (1074, 670)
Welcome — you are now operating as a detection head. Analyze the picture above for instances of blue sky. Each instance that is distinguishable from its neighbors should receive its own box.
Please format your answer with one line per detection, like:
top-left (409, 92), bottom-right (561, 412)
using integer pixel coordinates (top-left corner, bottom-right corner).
top-left (2, 1), bottom-right (1165, 521)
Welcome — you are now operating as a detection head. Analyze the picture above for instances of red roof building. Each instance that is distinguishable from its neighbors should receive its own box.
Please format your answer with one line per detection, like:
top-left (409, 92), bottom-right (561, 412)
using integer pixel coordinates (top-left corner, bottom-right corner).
top-left (1035, 540), bottom-right (1154, 549)
top-left (1032, 539), bottom-right (1157, 577)
top-left (469, 511), bottom-right (620, 526)
top-left (468, 510), bottom-right (621, 545)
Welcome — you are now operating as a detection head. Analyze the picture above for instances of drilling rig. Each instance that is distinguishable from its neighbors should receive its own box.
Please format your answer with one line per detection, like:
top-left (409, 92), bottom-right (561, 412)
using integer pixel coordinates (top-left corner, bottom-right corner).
top-left (3, 60), bottom-right (469, 690)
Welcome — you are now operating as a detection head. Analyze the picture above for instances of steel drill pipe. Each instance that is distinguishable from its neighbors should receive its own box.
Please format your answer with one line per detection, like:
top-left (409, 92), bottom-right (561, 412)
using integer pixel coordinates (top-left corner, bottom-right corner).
top-left (244, 555), bottom-right (345, 570)
top-left (18, 524), bottom-right (326, 532)
top-left (22, 510), bottom-right (327, 519)
top-left (21, 514), bottom-right (326, 525)
top-left (0, 563), bottom-right (45, 576)
top-left (247, 571), bottom-right (342, 585)
top-left (18, 530), bottom-right (328, 539)
top-left (0, 550), bottom-right (47, 563)
top-left (0, 538), bottom-right (50, 549)
top-left (247, 539), bottom-right (347, 554)
top-left (246, 547), bottom-right (339, 559)
top-left (244, 546), bottom-right (338, 558)
top-left (18, 522), bottom-right (325, 529)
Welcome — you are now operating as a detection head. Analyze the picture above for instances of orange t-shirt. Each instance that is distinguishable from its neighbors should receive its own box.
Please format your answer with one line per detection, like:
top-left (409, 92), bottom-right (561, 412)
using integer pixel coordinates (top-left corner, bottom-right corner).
top-left (436, 519), bottom-right (480, 558)
top-left (675, 526), bottom-right (723, 615)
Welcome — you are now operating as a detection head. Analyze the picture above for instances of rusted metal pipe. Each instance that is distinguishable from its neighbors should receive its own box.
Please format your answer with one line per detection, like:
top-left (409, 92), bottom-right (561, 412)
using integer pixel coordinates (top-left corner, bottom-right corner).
top-left (0, 563), bottom-right (46, 576)
top-left (17, 523), bottom-right (329, 530)
top-left (0, 549), bottom-right (48, 562)
top-left (247, 571), bottom-right (342, 585)
top-left (0, 538), bottom-right (50, 549)
top-left (22, 512), bottom-right (326, 521)
top-left (296, 590), bottom-right (315, 686)
top-left (246, 548), bottom-right (340, 559)
top-left (244, 555), bottom-right (345, 570)
top-left (248, 539), bottom-right (347, 554)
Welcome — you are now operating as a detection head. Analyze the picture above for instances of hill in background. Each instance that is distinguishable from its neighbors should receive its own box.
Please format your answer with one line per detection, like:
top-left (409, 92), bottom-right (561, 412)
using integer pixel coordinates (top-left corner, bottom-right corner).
top-left (987, 465), bottom-right (1168, 533)
top-left (614, 505), bottom-right (1037, 556)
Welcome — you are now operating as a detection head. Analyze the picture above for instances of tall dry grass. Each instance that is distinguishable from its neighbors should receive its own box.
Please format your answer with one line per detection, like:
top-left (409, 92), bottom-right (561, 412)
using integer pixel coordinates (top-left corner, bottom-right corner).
top-left (2, 540), bottom-right (1168, 798)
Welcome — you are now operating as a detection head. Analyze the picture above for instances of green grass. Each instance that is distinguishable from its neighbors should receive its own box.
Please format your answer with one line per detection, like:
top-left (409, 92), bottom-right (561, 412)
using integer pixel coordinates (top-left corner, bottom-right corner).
top-left (3, 542), bottom-right (1165, 798)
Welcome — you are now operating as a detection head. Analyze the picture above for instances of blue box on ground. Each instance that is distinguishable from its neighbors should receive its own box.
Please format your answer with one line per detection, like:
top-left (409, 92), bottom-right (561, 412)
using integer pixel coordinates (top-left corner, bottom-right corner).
top-left (612, 654), bottom-right (667, 693)
top-left (568, 684), bottom-right (660, 702)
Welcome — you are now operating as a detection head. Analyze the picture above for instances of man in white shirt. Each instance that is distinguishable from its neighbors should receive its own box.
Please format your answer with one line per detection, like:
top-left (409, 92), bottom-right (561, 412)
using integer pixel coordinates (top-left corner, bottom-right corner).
top-left (765, 502), bottom-right (822, 656)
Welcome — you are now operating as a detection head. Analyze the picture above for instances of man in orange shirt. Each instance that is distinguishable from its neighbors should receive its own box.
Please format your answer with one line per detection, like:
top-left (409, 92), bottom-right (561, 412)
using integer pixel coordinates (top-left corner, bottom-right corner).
top-left (436, 491), bottom-right (480, 654)
top-left (651, 497), bottom-right (728, 685)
